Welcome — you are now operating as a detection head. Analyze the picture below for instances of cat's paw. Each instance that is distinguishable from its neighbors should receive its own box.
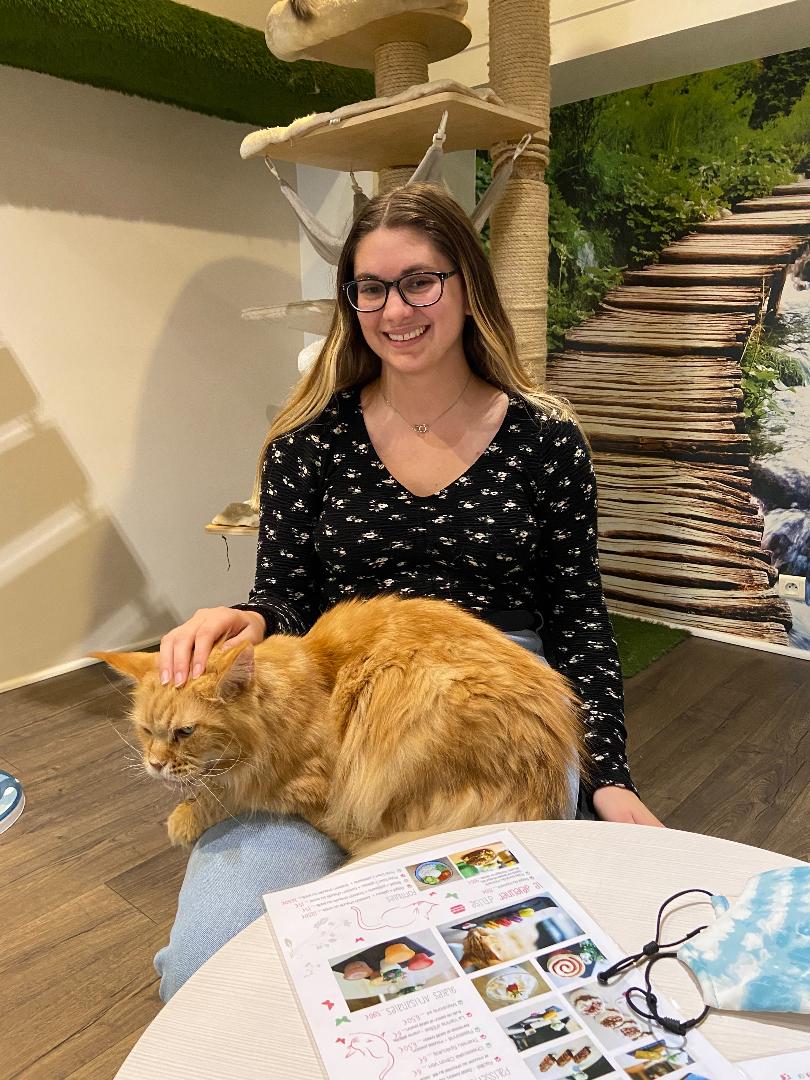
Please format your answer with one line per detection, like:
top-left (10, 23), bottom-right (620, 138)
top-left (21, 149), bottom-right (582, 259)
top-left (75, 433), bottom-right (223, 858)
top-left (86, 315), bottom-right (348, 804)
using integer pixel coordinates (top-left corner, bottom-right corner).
top-left (167, 802), bottom-right (203, 847)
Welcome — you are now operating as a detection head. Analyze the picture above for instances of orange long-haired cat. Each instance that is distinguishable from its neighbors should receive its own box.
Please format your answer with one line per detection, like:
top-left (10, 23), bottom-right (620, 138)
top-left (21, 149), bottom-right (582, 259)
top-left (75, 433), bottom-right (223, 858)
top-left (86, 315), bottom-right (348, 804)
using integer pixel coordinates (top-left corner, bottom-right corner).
top-left (94, 596), bottom-right (584, 854)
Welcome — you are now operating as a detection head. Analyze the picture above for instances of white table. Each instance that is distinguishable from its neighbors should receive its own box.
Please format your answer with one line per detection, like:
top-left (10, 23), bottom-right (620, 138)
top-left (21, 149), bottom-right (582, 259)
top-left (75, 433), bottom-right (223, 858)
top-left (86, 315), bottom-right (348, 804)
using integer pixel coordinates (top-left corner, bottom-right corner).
top-left (116, 821), bottom-right (810, 1078)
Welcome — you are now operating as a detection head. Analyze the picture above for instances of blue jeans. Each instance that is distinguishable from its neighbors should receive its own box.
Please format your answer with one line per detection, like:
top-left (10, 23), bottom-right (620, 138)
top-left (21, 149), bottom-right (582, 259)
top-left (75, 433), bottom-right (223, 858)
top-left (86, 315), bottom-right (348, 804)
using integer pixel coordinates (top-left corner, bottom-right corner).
top-left (154, 628), bottom-right (579, 1001)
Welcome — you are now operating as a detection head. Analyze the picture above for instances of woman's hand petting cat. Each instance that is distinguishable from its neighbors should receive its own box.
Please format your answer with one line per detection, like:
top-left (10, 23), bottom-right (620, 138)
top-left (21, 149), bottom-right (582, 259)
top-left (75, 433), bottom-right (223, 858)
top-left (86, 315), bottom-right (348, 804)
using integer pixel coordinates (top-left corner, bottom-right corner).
top-left (159, 607), bottom-right (266, 687)
top-left (592, 786), bottom-right (664, 827)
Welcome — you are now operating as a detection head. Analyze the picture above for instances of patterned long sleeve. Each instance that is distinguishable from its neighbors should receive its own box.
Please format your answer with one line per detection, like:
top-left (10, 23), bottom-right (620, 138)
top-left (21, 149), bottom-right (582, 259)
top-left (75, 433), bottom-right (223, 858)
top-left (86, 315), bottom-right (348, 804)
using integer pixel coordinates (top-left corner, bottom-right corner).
top-left (233, 420), bottom-right (328, 635)
top-left (233, 387), bottom-right (635, 797)
top-left (532, 418), bottom-right (635, 798)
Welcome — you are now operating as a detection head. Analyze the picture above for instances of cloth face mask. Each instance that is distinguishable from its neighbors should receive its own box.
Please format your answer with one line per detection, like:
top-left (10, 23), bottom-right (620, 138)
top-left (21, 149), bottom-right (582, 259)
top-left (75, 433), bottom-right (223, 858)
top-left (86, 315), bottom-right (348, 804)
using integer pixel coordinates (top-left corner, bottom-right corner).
top-left (678, 866), bottom-right (810, 1014)
top-left (599, 867), bottom-right (810, 1033)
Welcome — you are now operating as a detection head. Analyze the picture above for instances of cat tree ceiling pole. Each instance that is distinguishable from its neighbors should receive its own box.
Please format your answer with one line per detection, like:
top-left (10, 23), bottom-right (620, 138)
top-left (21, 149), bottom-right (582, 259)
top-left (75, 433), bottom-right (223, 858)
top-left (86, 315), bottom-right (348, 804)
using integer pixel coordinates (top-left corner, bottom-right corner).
top-left (374, 41), bottom-right (429, 192)
top-left (488, 0), bottom-right (551, 382)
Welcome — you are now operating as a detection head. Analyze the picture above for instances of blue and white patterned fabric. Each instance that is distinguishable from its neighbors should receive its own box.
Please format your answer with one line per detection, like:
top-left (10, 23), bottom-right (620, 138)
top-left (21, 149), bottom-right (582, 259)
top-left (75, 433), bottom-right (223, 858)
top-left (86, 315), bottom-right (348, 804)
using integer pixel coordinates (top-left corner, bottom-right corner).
top-left (678, 867), bottom-right (810, 1013)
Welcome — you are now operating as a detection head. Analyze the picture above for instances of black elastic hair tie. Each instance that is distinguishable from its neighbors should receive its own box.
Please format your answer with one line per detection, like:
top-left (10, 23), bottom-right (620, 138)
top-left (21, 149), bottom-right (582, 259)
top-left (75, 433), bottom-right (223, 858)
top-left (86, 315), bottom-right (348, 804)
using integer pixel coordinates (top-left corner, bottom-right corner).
top-left (597, 888), bottom-right (714, 1036)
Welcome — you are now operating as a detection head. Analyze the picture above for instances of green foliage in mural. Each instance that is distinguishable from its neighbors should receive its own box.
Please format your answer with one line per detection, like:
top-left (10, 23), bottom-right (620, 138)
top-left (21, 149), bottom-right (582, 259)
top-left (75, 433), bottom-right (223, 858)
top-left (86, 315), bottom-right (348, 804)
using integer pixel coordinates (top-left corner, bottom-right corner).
top-left (537, 53), bottom-right (810, 359)
top-left (748, 46), bottom-right (810, 128)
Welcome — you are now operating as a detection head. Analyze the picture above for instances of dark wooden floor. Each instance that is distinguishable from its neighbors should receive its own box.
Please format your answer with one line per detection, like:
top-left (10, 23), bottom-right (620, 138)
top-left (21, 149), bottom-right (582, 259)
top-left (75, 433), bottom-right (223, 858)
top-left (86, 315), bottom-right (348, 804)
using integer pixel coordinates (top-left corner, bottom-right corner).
top-left (1, 636), bottom-right (807, 1078)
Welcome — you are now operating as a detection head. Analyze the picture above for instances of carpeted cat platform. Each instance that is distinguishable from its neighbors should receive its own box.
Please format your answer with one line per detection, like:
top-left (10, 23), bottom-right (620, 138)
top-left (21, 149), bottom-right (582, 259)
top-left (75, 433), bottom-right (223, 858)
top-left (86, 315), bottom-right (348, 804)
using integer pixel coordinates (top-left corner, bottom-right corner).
top-left (611, 613), bottom-right (687, 679)
top-left (0, 0), bottom-right (374, 126)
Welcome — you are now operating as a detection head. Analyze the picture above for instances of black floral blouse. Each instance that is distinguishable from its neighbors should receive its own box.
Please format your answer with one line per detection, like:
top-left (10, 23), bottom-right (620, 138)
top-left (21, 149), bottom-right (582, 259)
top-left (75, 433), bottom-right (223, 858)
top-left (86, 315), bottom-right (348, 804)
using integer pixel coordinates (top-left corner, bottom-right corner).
top-left (235, 386), bottom-right (634, 795)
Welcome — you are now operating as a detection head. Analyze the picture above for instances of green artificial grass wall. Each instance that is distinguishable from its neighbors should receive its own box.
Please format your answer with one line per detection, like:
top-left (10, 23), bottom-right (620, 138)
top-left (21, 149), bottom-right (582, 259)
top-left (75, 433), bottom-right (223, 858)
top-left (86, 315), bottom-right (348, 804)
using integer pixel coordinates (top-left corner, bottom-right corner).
top-left (611, 613), bottom-right (687, 680)
top-left (1, 0), bottom-right (375, 127)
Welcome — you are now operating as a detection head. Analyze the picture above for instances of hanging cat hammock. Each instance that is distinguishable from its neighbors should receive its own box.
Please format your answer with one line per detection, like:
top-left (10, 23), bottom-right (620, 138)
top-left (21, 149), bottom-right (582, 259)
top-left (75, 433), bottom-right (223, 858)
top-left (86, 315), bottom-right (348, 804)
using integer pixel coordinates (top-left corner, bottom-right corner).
top-left (249, 113), bottom-right (531, 284)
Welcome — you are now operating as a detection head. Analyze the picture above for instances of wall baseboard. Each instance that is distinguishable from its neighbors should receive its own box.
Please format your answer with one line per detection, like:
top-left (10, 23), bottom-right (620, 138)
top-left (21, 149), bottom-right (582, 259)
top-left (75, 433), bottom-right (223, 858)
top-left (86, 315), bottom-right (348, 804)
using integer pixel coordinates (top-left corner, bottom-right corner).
top-left (683, 624), bottom-right (809, 661)
top-left (0, 638), bottom-right (160, 694)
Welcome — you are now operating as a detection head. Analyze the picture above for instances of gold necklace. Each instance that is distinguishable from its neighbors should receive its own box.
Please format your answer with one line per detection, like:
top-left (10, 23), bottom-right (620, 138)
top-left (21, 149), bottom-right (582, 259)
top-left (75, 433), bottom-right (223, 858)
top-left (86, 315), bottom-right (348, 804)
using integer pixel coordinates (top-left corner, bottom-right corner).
top-left (382, 372), bottom-right (472, 437)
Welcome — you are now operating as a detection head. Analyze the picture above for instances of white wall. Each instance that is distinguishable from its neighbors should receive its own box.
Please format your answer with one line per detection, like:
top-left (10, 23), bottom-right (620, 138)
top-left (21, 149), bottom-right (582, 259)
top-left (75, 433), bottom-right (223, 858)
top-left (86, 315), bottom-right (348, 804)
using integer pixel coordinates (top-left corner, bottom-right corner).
top-left (430, 0), bottom-right (810, 103)
top-left (0, 65), bottom-right (303, 689)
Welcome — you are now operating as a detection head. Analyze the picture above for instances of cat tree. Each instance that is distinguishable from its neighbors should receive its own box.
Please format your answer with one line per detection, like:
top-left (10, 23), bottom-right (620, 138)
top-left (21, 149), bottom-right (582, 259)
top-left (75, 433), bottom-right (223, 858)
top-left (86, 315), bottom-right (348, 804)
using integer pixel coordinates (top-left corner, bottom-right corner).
top-left (208, 0), bottom-right (551, 533)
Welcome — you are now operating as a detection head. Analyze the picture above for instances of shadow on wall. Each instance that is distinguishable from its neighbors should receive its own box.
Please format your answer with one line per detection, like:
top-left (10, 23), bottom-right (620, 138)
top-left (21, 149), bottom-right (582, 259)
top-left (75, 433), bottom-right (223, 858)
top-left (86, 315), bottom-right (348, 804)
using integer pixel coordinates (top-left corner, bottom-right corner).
top-left (111, 256), bottom-right (300, 620)
top-left (0, 347), bottom-right (176, 688)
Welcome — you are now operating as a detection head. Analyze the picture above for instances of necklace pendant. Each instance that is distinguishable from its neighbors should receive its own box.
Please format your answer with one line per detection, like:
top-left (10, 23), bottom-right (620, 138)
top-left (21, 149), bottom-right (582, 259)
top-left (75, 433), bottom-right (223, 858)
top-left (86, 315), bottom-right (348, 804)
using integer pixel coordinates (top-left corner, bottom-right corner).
top-left (413, 423), bottom-right (429, 435)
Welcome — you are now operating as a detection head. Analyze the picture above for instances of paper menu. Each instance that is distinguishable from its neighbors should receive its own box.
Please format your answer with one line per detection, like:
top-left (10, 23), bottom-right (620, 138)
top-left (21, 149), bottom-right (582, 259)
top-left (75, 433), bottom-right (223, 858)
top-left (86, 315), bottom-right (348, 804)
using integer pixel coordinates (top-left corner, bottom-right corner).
top-left (263, 830), bottom-right (738, 1080)
top-left (739, 1051), bottom-right (810, 1079)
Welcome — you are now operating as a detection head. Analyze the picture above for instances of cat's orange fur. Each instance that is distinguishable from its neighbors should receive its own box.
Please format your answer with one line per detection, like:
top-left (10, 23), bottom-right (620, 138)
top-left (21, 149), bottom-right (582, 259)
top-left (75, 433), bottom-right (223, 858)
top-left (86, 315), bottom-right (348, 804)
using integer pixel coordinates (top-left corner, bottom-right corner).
top-left (93, 595), bottom-right (584, 854)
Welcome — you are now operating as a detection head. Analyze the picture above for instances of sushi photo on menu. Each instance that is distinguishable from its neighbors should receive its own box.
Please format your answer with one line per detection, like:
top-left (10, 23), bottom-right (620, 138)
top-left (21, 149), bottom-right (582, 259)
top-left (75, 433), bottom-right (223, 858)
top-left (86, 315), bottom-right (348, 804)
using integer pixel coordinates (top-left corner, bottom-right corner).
top-left (497, 1000), bottom-right (583, 1050)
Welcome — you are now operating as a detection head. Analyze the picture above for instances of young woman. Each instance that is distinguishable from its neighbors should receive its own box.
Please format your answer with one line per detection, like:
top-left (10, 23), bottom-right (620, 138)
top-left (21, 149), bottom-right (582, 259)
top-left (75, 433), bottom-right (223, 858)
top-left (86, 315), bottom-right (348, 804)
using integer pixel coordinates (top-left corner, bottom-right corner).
top-left (155, 182), bottom-right (661, 1000)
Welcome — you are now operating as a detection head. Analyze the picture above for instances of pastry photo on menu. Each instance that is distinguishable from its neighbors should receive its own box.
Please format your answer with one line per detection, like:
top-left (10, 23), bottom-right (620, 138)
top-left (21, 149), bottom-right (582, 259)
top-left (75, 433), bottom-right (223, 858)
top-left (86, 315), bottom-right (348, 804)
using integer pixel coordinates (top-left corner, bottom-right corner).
top-left (448, 844), bottom-right (520, 877)
top-left (328, 930), bottom-right (456, 1013)
top-left (523, 1034), bottom-right (617, 1079)
top-left (616, 1039), bottom-right (695, 1078)
top-left (497, 1000), bottom-right (582, 1051)
top-left (470, 959), bottom-right (551, 1012)
top-left (563, 982), bottom-right (653, 1051)
top-left (536, 939), bottom-right (609, 988)
top-left (438, 893), bottom-right (584, 972)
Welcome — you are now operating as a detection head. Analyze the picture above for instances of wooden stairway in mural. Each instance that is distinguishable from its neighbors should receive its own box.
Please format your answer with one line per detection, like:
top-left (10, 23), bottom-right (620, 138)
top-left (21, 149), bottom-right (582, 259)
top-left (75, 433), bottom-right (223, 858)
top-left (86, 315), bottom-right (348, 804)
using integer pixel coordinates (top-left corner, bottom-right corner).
top-left (547, 180), bottom-right (810, 645)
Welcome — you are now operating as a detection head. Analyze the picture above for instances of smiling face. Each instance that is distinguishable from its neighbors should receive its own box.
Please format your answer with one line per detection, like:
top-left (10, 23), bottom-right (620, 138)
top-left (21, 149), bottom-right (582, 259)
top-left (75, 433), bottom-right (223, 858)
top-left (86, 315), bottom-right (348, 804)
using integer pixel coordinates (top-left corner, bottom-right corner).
top-left (351, 226), bottom-right (470, 378)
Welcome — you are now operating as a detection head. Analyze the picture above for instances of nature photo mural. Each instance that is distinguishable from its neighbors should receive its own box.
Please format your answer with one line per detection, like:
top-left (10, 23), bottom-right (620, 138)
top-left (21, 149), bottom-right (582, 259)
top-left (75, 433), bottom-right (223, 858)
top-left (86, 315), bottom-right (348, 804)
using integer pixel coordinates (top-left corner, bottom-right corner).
top-left (478, 47), bottom-right (810, 652)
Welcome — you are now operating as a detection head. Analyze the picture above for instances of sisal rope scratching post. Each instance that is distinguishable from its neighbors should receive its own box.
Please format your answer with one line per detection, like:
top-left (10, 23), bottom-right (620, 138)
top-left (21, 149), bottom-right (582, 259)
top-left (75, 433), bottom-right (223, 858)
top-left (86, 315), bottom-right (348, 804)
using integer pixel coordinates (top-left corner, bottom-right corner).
top-left (374, 41), bottom-right (429, 192)
top-left (488, 0), bottom-right (551, 381)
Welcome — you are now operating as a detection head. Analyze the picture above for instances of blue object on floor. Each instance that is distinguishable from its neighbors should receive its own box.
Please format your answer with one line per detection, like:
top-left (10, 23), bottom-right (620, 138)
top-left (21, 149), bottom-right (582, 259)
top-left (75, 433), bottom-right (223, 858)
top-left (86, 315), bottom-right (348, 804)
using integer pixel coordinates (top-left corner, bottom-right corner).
top-left (0, 771), bottom-right (24, 833)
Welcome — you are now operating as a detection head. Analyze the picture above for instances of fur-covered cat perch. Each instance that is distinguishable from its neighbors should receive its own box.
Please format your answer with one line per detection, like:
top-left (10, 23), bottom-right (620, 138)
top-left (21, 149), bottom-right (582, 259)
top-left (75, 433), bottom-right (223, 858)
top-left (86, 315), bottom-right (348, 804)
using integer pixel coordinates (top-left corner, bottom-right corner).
top-left (266, 0), bottom-right (471, 68)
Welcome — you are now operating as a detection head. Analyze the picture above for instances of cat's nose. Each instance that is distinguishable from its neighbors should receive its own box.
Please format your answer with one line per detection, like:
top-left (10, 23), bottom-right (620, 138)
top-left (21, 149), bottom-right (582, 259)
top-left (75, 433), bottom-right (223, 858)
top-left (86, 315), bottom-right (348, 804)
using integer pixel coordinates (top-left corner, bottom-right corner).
top-left (148, 760), bottom-right (165, 771)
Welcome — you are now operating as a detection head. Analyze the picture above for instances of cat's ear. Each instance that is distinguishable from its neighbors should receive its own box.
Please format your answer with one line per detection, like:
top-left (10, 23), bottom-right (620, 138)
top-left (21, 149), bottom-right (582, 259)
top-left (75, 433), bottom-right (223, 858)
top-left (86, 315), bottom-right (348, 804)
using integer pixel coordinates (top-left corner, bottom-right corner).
top-left (90, 650), bottom-right (157, 683)
top-left (213, 643), bottom-right (255, 701)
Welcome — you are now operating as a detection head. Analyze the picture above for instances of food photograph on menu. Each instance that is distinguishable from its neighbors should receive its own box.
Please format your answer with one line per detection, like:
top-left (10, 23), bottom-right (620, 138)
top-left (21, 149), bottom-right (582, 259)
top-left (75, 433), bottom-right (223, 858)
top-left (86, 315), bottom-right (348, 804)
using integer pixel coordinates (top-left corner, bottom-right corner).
top-left (438, 893), bottom-right (584, 972)
top-left (497, 1001), bottom-right (583, 1050)
top-left (470, 960), bottom-right (552, 1012)
top-left (329, 930), bottom-right (456, 1013)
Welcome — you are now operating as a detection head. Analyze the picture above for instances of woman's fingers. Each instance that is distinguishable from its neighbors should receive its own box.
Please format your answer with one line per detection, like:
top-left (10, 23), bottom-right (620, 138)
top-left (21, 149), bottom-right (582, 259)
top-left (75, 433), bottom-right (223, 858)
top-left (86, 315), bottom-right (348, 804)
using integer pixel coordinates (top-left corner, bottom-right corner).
top-left (591, 786), bottom-right (665, 827)
top-left (159, 609), bottom-right (240, 687)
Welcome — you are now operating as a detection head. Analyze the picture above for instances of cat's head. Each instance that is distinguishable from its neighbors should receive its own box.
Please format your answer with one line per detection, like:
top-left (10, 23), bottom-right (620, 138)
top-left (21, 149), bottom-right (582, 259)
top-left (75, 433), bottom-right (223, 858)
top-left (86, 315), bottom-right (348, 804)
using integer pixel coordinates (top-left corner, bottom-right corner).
top-left (91, 644), bottom-right (258, 787)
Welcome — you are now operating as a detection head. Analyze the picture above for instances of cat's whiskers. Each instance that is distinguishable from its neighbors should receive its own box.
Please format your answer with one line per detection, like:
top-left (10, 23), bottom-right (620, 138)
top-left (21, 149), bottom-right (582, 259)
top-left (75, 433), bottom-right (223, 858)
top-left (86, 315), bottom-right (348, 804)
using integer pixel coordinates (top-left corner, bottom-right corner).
top-left (194, 774), bottom-right (250, 832)
top-left (204, 736), bottom-right (236, 776)
top-left (105, 718), bottom-right (143, 758)
top-left (205, 744), bottom-right (255, 779)
top-left (100, 671), bottom-right (133, 703)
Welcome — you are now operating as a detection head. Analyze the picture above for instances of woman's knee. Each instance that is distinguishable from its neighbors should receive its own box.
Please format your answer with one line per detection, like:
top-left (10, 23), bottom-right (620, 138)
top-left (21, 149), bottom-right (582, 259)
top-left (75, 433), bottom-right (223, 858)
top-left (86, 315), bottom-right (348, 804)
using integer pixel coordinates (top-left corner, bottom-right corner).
top-left (154, 813), bottom-right (346, 1002)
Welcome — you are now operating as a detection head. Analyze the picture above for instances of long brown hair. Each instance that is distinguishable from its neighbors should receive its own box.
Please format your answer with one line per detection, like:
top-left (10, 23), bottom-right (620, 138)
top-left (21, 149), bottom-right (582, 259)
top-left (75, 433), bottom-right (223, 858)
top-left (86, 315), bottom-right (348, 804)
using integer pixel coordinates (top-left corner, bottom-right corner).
top-left (250, 182), bottom-right (574, 508)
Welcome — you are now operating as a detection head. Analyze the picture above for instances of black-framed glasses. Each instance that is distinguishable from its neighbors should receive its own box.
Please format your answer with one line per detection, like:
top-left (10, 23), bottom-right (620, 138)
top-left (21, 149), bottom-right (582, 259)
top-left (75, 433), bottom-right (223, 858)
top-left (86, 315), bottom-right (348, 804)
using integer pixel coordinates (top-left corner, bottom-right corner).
top-left (343, 269), bottom-right (458, 312)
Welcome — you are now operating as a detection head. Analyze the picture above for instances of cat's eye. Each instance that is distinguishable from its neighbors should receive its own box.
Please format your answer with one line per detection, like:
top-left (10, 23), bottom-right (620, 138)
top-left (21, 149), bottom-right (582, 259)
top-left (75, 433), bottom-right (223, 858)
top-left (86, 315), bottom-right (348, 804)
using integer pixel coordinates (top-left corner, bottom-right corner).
top-left (174, 726), bottom-right (195, 739)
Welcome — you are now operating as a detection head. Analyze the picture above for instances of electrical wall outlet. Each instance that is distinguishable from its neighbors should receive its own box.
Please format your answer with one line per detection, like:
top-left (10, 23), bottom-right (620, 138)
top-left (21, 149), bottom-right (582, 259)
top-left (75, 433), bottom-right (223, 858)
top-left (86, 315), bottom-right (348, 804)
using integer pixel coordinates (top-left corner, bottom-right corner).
top-left (777, 574), bottom-right (807, 601)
